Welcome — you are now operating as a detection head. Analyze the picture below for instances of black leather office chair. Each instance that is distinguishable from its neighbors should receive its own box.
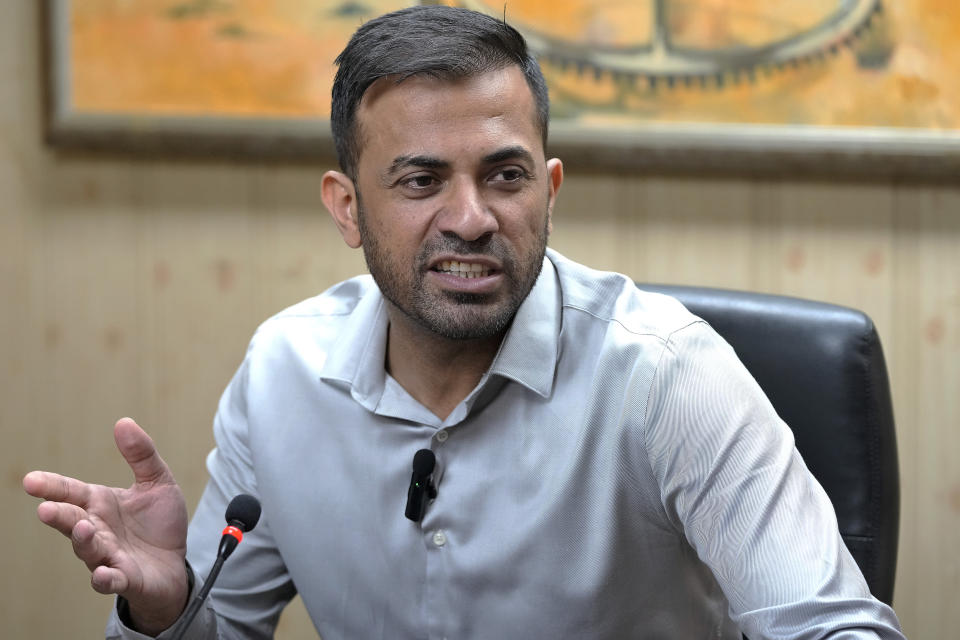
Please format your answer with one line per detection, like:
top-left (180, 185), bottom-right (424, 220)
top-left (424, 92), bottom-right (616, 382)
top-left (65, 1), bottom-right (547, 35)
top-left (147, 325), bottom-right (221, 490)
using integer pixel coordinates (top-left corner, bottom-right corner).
top-left (638, 284), bottom-right (900, 606)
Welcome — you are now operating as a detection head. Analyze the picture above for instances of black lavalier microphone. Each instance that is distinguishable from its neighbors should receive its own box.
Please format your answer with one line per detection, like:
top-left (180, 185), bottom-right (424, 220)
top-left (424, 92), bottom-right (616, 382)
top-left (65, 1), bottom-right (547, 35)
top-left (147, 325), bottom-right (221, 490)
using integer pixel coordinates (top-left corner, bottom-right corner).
top-left (169, 494), bottom-right (261, 640)
top-left (405, 449), bottom-right (437, 522)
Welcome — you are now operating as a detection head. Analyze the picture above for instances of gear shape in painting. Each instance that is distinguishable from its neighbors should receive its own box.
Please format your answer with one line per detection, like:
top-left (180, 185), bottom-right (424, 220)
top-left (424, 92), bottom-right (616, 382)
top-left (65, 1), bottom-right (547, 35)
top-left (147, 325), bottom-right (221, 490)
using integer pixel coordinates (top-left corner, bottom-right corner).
top-left (451, 0), bottom-right (885, 91)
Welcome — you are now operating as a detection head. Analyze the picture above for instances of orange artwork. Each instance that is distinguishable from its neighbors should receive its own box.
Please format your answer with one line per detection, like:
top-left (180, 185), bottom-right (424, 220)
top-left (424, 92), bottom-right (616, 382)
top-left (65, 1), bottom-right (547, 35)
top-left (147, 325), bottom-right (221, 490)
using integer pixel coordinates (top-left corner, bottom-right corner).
top-left (67, 0), bottom-right (409, 118)
top-left (459, 0), bottom-right (960, 131)
top-left (47, 0), bottom-right (960, 172)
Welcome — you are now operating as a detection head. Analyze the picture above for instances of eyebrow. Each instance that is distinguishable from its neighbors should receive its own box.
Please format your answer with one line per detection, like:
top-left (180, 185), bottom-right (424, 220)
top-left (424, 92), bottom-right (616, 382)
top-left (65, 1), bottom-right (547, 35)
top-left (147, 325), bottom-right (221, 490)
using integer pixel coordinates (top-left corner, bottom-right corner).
top-left (381, 145), bottom-right (536, 182)
top-left (382, 155), bottom-right (450, 181)
top-left (482, 145), bottom-right (535, 166)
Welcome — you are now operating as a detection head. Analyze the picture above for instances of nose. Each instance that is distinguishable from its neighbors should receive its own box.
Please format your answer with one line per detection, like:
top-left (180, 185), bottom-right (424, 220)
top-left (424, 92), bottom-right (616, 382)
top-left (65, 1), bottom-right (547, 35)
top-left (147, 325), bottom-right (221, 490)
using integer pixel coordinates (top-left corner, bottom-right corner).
top-left (435, 179), bottom-right (498, 242)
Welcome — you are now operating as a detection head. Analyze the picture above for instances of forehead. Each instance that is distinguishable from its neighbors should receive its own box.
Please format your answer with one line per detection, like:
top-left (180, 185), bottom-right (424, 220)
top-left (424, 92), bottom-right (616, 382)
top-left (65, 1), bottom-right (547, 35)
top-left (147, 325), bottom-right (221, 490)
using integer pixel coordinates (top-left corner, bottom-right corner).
top-left (354, 66), bottom-right (542, 167)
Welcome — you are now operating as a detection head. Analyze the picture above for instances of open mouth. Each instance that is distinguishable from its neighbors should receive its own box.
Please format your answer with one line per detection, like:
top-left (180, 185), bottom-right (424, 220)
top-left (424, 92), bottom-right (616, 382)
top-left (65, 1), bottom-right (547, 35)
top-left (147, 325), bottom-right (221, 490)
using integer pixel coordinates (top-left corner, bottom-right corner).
top-left (432, 260), bottom-right (493, 279)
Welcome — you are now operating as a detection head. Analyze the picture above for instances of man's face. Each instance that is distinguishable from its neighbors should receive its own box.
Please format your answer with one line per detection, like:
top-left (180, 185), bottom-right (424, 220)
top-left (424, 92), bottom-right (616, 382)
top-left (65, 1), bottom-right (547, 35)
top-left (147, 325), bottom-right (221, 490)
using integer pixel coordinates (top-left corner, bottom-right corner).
top-left (346, 66), bottom-right (562, 340)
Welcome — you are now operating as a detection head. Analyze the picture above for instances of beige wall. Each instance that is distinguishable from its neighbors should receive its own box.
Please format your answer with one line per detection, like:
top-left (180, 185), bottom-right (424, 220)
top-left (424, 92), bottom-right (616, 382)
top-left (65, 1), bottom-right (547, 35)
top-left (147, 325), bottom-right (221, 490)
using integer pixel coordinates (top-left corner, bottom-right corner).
top-left (3, 4), bottom-right (959, 638)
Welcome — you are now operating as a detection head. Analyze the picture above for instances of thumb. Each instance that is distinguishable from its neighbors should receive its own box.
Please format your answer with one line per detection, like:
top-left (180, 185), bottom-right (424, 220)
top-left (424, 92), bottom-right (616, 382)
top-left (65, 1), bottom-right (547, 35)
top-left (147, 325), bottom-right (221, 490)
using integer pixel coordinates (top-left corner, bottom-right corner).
top-left (114, 418), bottom-right (174, 486)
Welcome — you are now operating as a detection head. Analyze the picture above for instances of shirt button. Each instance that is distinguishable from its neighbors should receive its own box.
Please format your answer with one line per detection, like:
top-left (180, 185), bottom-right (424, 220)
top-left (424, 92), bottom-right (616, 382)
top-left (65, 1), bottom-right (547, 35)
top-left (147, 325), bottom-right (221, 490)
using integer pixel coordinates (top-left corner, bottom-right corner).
top-left (435, 430), bottom-right (449, 443)
top-left (432, 530), bottom-right (447, 547)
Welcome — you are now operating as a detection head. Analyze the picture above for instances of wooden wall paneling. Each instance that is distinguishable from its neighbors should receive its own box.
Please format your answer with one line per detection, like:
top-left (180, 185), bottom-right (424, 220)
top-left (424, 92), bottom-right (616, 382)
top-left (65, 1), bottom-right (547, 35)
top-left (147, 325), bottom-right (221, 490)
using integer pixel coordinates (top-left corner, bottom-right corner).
top-left (889, 184), bottom-right (923, 636)
top-left (549, 173), bottom-right (635, 274)
top-left (246, 164), bottom-right (366, 321)
top-left (742, 179), bottom-right (782, 295)
top-left (0, 22), bottom-right (33, 518)
top-left (132, 162), bottom-right (260, 506)
top-left (915, 187), bottom-right (960, 640)
top-left (551, 173), bottom-right (761, 289)
top-left (631, 175), bottom-right (759, 288)
top-left (1, 3), bottom-right (77, 636)
top-left (0, 0), bottom-right (31, 139)
top-left (33, 158), bottom-right (144, 478)
top-left (760, 180), bottom-right (897, 333)
top-left (890, 184), bottom-right (960, 639)
top-left (13, 156), bottom-right (144, 637)
top-left (1, 48), bottom-right (43, 634)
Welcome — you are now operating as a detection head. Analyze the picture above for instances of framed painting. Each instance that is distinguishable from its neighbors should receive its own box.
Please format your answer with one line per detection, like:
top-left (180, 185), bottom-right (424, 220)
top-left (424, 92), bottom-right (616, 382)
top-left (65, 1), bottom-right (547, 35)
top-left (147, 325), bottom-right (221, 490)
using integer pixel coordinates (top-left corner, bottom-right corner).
top-left (44, 0), bottom-right (960, 176)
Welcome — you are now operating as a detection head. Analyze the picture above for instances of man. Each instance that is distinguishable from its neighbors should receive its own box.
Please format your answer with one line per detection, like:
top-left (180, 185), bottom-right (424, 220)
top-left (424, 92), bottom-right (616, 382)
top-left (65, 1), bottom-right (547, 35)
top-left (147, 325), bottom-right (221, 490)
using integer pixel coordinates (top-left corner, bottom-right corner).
top-left (24, 6), bottom-right (905, 639)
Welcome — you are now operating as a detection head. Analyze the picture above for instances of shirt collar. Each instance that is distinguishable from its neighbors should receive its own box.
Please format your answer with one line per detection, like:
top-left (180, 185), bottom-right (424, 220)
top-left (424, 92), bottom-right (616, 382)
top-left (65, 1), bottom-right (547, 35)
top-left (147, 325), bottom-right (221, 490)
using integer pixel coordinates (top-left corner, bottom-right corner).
top-left (486, 252), bottom-right (561, 398)
top-left (319, 280), bottom-right (391, 412)
top-left (319, 252), bottom-right (562, 410)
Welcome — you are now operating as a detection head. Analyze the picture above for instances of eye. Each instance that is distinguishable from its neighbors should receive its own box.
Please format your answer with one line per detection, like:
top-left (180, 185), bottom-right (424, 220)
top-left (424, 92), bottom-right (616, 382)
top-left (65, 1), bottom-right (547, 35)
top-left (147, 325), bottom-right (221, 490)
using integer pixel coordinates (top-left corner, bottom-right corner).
top-left (404, 175), bottom-right (437, 188)
top-left (489, 166), bottom-right (531, 186)
top-left (398, 173), bottom-right (441, 195)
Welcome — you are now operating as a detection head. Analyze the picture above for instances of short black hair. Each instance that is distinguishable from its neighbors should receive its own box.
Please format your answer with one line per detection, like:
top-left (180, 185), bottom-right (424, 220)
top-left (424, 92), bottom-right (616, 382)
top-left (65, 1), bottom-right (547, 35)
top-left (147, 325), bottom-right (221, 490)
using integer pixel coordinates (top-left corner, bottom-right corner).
top-left (331, 5), bottom-right (549, 179)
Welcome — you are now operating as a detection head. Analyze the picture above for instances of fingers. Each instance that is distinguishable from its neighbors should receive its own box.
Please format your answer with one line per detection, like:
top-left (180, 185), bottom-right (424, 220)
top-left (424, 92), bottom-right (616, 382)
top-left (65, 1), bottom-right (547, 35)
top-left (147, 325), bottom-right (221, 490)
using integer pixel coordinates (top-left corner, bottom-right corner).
top-left (74, 525), bottom-right (130, 595)
top-left (113, 418), bottom-right (174, 486)
top-left (36, 500), bottom-right (87, 538)
top-left (91, 565), bottom-right (129, 595)
top-left (37, 503), bottom-right (126, 593)
top-left (72, 518), bottom-right (115, 574)
top-left (23, 470), bottom-right (92, 508)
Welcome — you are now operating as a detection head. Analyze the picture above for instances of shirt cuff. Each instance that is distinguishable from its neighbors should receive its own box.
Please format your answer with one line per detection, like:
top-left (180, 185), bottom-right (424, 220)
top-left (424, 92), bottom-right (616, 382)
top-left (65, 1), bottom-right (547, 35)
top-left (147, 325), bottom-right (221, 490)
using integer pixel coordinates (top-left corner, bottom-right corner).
top-left (106, 560), bottom-right (210, 640)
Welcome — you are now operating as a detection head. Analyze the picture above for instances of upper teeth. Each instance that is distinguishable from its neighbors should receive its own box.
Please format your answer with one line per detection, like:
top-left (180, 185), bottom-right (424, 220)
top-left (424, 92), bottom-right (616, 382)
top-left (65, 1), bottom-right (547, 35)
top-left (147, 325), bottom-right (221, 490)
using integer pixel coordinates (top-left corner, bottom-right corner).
top-left (437, 261), bottom-right (490, 278)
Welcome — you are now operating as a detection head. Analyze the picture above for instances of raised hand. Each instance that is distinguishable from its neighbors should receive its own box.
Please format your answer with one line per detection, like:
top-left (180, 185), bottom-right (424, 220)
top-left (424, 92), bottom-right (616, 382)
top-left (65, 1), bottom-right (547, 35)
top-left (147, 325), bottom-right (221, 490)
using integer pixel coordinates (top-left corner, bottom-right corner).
top-left (23, 417), bottom-right (190, 635)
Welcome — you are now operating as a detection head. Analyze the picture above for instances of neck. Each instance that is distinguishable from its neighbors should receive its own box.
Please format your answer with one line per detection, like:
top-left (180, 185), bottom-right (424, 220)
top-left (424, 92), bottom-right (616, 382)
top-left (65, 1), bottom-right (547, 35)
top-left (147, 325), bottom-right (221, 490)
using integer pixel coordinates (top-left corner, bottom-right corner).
top-left (385, 305), bottom-right (505, 421)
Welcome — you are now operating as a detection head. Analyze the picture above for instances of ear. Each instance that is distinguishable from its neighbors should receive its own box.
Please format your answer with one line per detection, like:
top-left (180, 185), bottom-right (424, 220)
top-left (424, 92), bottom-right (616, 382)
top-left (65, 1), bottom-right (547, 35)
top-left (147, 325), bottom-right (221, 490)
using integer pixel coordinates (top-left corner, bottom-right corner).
top-left (321, 170), bottom-right (362, 248)
top-left (545, 158), bottom-right (564, 236)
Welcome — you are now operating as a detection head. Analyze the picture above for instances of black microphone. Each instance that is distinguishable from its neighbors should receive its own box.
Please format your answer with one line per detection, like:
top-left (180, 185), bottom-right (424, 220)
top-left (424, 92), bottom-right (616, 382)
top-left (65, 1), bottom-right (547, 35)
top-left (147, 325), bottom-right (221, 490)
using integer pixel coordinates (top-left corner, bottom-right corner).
top-left (218, 493), bottom-right (261, 561)
top-left (169, 494), bottom-right (262, 640)
top-left (405, 449), bottom-right (437, 522)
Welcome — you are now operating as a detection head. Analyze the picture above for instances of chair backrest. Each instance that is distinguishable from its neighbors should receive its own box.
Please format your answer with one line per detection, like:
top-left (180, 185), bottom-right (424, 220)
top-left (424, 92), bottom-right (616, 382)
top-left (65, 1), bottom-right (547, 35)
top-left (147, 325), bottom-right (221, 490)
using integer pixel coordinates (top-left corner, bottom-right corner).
top-left (637, 284), bottom-right (900, 605)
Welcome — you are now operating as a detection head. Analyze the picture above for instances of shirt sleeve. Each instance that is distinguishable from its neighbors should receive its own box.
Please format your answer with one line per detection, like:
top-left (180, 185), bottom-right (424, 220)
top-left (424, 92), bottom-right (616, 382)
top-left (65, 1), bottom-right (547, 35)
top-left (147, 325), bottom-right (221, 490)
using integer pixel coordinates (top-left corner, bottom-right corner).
top-left (106, 350), bottom-right (298, 639)
top-left (642, 320), bottom-right (905, 639)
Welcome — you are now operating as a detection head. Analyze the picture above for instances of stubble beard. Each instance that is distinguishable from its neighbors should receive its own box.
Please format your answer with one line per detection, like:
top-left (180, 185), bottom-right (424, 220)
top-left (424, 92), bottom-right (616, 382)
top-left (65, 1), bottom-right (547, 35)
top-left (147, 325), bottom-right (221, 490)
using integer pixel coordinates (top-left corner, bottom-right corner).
top-left (357, 201), bottom-right (549, 341)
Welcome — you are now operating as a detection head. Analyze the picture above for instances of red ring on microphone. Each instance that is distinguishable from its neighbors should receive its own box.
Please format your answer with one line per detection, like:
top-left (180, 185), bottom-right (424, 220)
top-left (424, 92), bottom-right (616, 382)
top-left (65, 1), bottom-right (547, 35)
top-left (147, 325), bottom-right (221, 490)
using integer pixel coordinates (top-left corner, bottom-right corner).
top-left (222, 525), bottom-right (243, 543)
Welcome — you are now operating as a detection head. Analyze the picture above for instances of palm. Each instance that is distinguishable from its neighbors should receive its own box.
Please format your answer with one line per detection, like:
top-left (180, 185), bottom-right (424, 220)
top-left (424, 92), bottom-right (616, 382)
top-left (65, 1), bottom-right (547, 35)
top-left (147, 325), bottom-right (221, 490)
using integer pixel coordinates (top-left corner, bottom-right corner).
top-left (88, 477), bottom-right (188, 601)
top-left (24, 418), bottom-right (191, 632)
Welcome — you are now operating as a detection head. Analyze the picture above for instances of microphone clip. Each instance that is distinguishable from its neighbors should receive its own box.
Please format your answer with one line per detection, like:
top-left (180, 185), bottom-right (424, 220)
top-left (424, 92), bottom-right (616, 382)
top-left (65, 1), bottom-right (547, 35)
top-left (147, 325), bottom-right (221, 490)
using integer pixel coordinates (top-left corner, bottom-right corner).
top-left (405, 449), bottom-right (438, 522)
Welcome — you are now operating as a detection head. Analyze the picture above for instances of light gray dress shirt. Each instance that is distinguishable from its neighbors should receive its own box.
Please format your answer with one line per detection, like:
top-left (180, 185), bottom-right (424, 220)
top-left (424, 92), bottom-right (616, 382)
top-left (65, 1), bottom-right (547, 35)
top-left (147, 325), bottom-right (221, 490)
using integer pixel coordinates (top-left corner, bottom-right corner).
top-left (107, 249), bottom-right (904, 639)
